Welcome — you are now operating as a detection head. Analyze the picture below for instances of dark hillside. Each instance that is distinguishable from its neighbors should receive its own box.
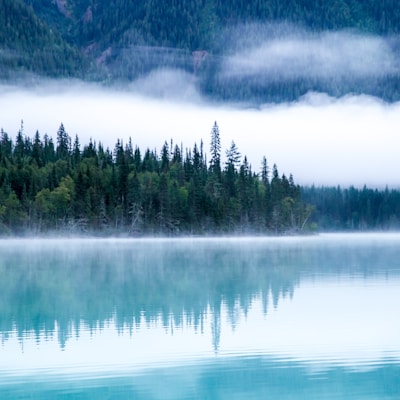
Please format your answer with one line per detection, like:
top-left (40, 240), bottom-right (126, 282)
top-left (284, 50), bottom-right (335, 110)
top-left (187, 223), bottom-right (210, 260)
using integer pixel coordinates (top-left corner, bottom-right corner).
top-left (0, 0), bottom-right (86, 79)
top-left (3, 0), bottom-right (400, 100)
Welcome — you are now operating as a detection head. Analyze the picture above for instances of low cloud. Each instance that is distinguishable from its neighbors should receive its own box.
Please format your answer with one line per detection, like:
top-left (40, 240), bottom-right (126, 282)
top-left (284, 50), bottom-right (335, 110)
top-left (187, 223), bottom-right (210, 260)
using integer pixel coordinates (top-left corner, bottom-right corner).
top-left (128, 68), bottom-right (201, 101)
top-left (1, 79), bottom-right (400, 188)
top-left (220, 27), bottom-right (399, 82)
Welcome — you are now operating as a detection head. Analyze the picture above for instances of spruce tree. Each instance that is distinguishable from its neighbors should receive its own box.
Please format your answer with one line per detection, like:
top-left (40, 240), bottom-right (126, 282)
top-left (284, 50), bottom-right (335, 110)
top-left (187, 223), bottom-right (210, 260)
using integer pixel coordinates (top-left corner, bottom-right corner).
top-left (210, 121), bottom-right (221, 176)
top-left (56, 123), bottom-right (71, 160)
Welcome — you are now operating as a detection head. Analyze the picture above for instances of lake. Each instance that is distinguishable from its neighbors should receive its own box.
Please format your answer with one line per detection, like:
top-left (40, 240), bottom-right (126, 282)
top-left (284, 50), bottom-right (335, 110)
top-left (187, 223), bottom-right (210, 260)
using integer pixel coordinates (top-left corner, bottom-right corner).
top-left (0, 234), bottom-right (399, 399)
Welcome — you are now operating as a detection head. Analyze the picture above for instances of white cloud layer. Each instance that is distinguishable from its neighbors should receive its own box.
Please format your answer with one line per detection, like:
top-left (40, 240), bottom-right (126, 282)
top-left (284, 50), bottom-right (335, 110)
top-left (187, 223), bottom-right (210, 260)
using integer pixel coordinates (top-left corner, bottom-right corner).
top-left (1, 80), bottom-right (400, 188)
top-left (220, 29), bottom-right (399, 81)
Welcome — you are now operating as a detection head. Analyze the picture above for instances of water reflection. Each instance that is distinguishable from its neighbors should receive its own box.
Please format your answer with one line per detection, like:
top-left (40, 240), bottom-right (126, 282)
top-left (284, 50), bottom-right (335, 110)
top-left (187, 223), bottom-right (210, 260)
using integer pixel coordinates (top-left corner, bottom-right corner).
top-left (0, 234), bottom-right (400, 398)
top-left (0, 237), bottom-right (301, 349)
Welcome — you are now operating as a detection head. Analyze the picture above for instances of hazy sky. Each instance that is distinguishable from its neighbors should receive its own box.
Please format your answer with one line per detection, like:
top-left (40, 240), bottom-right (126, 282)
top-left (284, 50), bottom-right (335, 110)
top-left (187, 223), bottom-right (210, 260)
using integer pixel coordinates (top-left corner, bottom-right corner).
top-left (1, 79), bottom-right (400, 188)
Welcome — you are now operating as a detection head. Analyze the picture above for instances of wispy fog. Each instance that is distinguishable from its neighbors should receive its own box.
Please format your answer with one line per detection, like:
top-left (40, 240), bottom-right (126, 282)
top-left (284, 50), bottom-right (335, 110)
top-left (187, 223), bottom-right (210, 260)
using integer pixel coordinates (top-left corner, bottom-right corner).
top-left (220, 28), bottom-right (398, 81)
top-left (129, 69), bottom-right (201, 101)
top-left (1, 79), bottom-right (400, 188)
top-left (2, 25), bottom-right (400, 188)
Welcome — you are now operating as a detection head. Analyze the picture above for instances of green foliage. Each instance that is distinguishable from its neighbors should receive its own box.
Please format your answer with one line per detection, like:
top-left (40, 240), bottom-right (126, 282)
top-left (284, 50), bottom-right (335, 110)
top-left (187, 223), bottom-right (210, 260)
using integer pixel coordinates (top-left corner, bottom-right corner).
top-left (24, 0), bottom-right (400, 54)
top-left (1, 121), bottom-right (398, 235)
top-left (0, 0), bottom-right (87, 79)
top-left (302, 185), bottom-right (400, 230)
top-left (0, 122), bottom-right (310, 235)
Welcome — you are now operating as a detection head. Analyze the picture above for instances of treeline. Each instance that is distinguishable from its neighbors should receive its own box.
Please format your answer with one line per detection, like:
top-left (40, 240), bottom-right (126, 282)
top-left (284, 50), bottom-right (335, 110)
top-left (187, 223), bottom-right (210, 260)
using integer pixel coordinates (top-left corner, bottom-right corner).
top-left (1, 122), bottom-right (400, 235)
top-left (302, 185), bottom-right (400, 230)
top-left (0, 122), bottom-right (310, 235)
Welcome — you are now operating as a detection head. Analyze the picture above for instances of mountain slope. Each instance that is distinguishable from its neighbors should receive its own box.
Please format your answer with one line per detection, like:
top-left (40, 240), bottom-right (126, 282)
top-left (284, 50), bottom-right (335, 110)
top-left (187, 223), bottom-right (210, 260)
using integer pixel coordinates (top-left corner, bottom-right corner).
top-left (3, 0), bottom-right (400, 101)
top-left (24, 0), bottom-right (400, 52)
top-left (0, 0), bottom-right (86, 79)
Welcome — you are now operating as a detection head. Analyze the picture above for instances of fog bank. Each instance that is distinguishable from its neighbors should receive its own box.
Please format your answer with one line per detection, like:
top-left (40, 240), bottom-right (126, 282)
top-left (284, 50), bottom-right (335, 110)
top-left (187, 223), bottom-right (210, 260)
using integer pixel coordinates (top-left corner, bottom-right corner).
top-left (1, 81), bottom-right (399, 188)
top-left (220, 27), bottom-right (399, 81)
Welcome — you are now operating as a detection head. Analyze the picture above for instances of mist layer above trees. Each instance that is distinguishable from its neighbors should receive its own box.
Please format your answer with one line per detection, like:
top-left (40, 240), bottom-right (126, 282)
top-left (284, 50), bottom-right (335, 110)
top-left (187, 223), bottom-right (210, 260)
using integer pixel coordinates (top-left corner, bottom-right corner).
top-left (3, 1), bottom-right (400, 102)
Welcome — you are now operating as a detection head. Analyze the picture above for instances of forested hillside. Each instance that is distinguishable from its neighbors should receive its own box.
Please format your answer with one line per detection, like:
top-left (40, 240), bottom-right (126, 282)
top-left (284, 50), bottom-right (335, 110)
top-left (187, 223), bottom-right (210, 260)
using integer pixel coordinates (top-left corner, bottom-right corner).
top-left (0, 0), bottom-right (86, 79)
top-left (23, 0), bottom-right (400, 50)
top-left (2, 1), bottom-right (400, 100)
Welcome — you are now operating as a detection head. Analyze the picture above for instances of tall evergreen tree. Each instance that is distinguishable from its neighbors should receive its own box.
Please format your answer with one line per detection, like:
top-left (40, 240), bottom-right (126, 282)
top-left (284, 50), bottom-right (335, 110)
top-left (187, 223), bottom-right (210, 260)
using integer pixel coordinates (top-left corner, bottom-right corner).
top-left (210, 121), bottom-right (221, 176)
top-left (56, 123), bottom-right (71, 160)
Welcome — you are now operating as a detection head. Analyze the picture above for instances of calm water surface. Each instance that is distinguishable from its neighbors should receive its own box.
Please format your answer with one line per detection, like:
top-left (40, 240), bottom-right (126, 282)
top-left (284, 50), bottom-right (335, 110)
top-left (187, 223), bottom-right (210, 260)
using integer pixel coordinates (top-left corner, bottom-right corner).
top-left (0, 233), bottom-right (399, 399)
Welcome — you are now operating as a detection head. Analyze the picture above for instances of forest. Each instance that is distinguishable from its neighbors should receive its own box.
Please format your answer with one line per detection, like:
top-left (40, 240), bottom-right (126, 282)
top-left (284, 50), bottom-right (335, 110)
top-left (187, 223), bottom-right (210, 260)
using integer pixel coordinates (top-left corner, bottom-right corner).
top-left (0, 122), bottom-right (399, 236)
top-left (0, 122), bottom-right (310, 235)
top-left (2, 1), bottom-right (400, 232)
top-left (0, 0), bottom-right (87, 79)
top-left (302, 185), bottom-right (400, 231)
top-left (3, 1), bottom-right (400, 101)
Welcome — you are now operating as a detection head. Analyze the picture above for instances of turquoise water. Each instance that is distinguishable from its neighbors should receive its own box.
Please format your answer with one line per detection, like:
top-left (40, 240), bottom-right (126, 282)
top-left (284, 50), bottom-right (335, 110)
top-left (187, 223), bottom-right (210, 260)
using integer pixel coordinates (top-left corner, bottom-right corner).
top-left (0, 234), bottom-right (399, 399)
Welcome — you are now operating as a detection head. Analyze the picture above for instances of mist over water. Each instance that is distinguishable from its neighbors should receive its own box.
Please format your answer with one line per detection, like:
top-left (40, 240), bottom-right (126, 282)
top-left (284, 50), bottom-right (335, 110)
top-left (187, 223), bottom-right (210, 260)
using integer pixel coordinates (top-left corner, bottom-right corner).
top-left (1, 25), bottom-right (400, 188)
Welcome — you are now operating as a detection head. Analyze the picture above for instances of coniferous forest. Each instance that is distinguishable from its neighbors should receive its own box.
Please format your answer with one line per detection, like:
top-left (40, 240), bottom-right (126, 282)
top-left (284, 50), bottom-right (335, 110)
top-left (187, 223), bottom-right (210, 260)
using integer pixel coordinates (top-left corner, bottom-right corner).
top-left (0, 122), bottom-right (399, 236)
top-left (3, 1), bottom-right (400, 101)
top-left (2, 1), bottom-right (400, 235)
top-left (0, 122), bottom-right (311, 235)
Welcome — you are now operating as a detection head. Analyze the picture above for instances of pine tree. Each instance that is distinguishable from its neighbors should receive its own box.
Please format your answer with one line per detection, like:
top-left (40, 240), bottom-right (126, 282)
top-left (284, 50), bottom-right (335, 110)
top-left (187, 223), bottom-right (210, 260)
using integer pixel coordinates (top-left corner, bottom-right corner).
top-left (72, 135), bottom-right (81, 167)
top-left (32, 130), bottom-right (43, 167)
top-left (224, 140), bottom-right (241, 198)
top-left (210, 121), bottom-right (221, 176)
top-left (225, 140), bottom-right (241, 171)
top-left (160, 141), bottom-right (170, 173)
top-left (261, 156), bottom-right (269, 186)
top-left (56, 123), bottom-right (71, 160)
top-left (0, 129), bottom-right (12, 164)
